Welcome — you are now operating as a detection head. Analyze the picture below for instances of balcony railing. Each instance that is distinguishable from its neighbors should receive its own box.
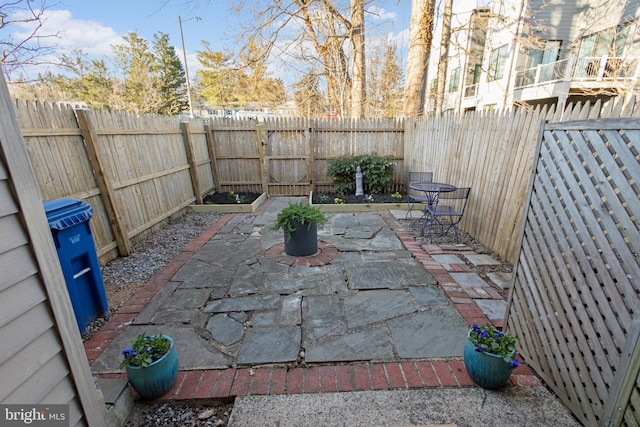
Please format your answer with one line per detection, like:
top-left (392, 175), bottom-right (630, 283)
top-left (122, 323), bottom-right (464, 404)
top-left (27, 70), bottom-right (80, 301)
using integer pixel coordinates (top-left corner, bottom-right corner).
top-left (514, 56), bottom-right (640, 89)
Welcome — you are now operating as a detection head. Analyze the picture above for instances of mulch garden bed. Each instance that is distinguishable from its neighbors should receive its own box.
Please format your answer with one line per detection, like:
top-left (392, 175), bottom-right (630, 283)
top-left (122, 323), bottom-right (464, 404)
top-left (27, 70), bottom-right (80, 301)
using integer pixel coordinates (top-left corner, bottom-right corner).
top-left (312, 192), bottom-right (406, 204)
top-left (203, 192), bottom-right (262, 205)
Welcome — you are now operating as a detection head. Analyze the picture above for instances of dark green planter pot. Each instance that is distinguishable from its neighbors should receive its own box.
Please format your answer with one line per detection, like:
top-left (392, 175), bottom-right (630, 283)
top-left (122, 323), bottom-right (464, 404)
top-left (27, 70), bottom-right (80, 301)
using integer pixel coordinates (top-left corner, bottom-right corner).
top-left (463, 331), bottom-right (514, 389)
top-left (125, 336), bottom-right (179, 399)
top-left (284, 221), bottom-right (318, 256)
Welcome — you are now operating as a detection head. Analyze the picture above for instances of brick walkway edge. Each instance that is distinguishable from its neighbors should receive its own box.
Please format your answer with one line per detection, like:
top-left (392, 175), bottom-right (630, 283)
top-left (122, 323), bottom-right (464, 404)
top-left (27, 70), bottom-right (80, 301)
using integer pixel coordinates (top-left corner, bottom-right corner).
top-left (87, 211), bottom-right (541, 402)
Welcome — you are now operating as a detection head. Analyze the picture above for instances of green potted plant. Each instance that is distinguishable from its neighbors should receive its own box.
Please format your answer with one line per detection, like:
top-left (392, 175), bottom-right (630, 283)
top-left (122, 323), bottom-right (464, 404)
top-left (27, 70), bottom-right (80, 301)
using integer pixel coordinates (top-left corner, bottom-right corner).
top-left (120, 333), bottom-right (179, 399)
top-left (463, 324), bottom-right (520, 389)
top-left (272, 202), bottom-right (327, 256)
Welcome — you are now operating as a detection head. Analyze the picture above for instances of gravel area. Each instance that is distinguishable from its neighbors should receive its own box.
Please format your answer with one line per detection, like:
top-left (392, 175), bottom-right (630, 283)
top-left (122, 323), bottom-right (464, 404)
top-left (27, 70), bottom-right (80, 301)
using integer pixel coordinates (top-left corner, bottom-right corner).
top-left (124, 402), bottom-right (233, 427)
top-left (84, 212), bottom-right (223, 340)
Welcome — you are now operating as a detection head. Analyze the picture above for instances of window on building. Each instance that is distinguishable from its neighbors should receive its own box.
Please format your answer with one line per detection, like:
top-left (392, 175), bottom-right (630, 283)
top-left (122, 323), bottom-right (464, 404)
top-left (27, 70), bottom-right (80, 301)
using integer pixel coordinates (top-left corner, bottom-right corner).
top-left (429, 79), bottom-right (438, 96)
top-left (524, 40), bottom-right (561, 82)
top-left (488, 44), bottom-right (509, 81)
top-left (579, 22), bottom-right (636, 58)
top-left (577, 22), bottom-right (637, 77)
top-left (448, 68), bottom-right (460, 92)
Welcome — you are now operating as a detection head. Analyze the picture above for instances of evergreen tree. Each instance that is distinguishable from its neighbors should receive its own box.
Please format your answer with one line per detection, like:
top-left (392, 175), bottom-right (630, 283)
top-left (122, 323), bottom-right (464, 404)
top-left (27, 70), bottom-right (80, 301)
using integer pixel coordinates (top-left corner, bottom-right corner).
top-left (196, 42), bottom-right (239, 108)
top-left (152, 33), bottom-right (187, 115)
top-left (80, 59), bottom-right (117, 110)
top-left (113, 31), bottom-right (162, 113)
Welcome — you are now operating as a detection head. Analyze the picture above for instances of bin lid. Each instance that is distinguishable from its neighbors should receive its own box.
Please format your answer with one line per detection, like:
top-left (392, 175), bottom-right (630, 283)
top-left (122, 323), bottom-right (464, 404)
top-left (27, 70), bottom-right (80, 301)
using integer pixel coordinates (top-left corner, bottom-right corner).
top-left (43, 198), bottom-right (94, 230)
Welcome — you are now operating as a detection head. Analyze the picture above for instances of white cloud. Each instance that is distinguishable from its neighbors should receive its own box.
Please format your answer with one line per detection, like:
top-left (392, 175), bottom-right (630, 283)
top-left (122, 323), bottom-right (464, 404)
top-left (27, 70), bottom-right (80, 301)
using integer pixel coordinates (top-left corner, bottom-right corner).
top-left (13, 9), bottom-right (121, 58)
top-left (367, 5), bottom-right (398, 21)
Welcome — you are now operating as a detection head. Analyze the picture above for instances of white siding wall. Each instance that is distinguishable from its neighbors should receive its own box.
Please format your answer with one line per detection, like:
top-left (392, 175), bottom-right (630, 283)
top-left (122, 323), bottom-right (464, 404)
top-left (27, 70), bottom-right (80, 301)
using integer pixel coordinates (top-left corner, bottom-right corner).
top-left (0, 73), bottom-right (105, 426)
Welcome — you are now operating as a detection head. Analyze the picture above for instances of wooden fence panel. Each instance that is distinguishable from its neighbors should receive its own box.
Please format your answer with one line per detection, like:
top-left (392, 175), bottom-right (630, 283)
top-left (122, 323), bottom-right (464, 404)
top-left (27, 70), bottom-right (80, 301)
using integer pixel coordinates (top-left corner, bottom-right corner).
top-left (89, 110), bottom-right (195, 245)
top-left (208, 118), bottom-right (263, 193)
top-left (404, 109), bottom-right (543, 263)
top-left (264, 117), bottom-right (311, 195)
top-left (313, 118), bottom-right (405, 193)
top-left (505, 118), bottom-right (640, 426)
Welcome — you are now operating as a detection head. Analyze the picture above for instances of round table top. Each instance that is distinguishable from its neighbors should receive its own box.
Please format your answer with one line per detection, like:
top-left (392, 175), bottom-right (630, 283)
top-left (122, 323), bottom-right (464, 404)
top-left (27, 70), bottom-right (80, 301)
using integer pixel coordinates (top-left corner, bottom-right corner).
top-left (409, 182), bottom-right (456, 192)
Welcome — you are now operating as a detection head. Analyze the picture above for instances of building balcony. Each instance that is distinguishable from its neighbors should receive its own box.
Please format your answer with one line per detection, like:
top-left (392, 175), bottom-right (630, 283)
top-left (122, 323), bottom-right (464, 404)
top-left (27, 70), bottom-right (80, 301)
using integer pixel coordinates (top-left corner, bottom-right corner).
top-left (513, 56), bottom-right (640, 101)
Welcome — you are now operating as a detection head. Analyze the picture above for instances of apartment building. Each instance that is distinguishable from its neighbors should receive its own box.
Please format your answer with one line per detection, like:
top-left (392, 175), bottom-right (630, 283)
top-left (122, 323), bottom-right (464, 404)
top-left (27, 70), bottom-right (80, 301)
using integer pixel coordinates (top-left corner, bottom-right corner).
top-left (426, 0), bottom-right (640, 113)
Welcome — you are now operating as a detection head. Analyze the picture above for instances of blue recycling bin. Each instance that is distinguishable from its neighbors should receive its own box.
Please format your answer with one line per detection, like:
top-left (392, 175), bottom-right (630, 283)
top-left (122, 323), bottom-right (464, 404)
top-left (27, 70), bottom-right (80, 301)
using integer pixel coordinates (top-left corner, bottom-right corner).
top-left (43, 198), bottom-right (108, 334)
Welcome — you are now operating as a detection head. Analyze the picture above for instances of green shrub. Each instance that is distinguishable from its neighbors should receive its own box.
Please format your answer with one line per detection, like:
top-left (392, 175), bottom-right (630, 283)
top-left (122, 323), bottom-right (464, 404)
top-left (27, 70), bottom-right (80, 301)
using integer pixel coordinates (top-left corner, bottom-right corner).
top-left (272, 202), bottom-right (328, 240)
top-left (326, 154), bottom-right (397, 194)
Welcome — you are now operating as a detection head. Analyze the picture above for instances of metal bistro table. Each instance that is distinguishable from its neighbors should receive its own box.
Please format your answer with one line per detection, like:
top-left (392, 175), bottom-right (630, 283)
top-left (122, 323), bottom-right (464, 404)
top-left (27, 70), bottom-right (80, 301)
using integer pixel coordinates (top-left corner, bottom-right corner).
top-left (408, 181), bottom-right (457, 234)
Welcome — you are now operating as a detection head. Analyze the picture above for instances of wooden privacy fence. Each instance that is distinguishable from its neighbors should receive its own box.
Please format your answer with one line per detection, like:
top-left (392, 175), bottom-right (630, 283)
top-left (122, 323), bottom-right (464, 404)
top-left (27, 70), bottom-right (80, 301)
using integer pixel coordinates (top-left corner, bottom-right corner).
top-left (16, 103), bottom-right (407, 264)
top-left (504, 118), bottom-right (640, 426)
top-left (405, 96), bottom-right (640, 264)
top-left (16, 102), bottom-right (215, 264)
top-left (208, 117), bottom-right (406, 195)
top-left (14, 97), bottom-right (640, 265)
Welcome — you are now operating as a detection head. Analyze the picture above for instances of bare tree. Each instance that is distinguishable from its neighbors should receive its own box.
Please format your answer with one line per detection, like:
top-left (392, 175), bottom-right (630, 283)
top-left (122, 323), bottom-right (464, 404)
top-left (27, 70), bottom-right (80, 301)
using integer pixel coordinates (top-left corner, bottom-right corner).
top-left (349, 0), bottom-right (365, 118)
top-left (236, 0), bottom-right (367, 118)
top-left (403, 0), bottom-right (435, 118)
top-left (434, 0), bottom-right (452, 115)
top-left (0, 0), bottom-right (60, 80)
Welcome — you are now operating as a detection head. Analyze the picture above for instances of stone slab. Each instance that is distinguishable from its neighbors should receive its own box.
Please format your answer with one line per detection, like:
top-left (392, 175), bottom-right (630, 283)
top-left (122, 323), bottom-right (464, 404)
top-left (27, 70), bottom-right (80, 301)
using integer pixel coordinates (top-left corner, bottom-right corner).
top-left (344, 290), bottom-right (416, 329)
top-left (475, 299), bottom-right (507, 321)
top-left (487, 271), bottom-right (512, 290)
top-left (388, 308), bottom-right (468, 358)
top-left (449, 272), bottom-right (488, 288)
top-left (303, 295), bottom-right (344, 341)
top-left (305, 327), bottom-right (394, 363)
top-left (431, 254), bottom-right (465, 265)
top-left (346, 261), bottom-right (410, 290)
top-left (151, 309), bottom-right (200, 324)
top-left (207, 314), bottom-right (244, 345)
top-left (464, 253), bottom-right (502, 266)
top-left (160, 288), bottom-right (211, 310)
top-left (204, 294), bottom-right (280, 313)
top-left (237, 326), bottom-right (301, 365)
top-left (280, 294), bottom-right (302, 325)
top-left (344, 226), bottom-right (381, 239)
top-left (409, 286), bottom-right (450, 308)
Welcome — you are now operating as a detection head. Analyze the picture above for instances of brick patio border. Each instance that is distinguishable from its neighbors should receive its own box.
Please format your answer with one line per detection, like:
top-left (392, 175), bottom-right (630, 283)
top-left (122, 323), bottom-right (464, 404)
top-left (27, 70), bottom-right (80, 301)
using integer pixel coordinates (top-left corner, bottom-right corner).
top-left (87, 207), bottom-right (541, 402)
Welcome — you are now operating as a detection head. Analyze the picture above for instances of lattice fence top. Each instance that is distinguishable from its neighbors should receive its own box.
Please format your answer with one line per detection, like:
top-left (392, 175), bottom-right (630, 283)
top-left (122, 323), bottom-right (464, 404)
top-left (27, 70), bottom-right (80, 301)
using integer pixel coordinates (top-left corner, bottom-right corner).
top-left (506, 118), bottom-right (640, 426)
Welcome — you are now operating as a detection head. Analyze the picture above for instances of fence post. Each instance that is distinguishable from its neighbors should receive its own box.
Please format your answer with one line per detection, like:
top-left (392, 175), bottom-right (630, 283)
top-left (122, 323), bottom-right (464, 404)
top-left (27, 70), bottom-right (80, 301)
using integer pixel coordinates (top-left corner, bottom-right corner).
top-left (204, 123), bottom-right (221, 193)
top-left (180, 121), bottom-right (203, 204)
top-left (75, 109), bottom-right (132, 256)
top-left (307, 120), bottom-right (315, 194)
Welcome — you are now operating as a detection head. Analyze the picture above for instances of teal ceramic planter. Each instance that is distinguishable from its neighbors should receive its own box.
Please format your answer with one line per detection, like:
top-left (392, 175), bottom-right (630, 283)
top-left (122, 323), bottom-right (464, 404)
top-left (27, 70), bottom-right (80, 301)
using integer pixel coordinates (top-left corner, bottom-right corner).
top-left (125, 336), bottom-right (179, 399)
top-left (463, 331), bottom-right (514, 389)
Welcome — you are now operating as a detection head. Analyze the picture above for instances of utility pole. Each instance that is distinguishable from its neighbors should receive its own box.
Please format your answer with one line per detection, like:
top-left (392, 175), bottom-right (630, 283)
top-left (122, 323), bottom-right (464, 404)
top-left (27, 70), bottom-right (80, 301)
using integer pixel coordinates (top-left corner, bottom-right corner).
top-left (179, 16), bottom-right (200, 118)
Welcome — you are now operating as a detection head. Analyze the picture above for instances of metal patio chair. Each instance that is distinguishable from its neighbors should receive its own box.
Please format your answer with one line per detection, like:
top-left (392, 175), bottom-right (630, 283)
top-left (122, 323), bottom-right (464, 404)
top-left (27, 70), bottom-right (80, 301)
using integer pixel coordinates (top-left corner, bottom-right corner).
top-left (422, 187), bottom-right (471, 243)
top-left (406, 171), bottom-right (434, 224)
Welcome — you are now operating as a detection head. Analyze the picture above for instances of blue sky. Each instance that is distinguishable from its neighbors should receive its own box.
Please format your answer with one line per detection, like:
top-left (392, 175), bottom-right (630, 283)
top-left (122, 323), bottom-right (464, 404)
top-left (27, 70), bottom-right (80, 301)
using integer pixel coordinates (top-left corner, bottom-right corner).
top-left (4, 0), bottom-right (412, 87)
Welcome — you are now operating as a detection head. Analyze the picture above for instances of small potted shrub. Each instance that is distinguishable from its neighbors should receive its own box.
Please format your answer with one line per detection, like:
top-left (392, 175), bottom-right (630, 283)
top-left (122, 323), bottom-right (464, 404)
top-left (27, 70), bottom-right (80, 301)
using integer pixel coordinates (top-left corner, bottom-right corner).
top-left (272, 202), bottom-right (327, 256)
top-left (463, 324), bottom-right (520, 389)
top-left (120, 333), bottom-right (179, 399)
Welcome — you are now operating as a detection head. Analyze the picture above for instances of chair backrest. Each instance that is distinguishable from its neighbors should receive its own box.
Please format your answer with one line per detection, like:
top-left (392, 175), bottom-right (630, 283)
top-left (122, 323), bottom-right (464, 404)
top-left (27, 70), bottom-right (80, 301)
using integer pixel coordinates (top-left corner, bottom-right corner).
top-left (437, 187), bottom-right (471, 215)
top-left (407, 172), bottom-right (433, 196)
top-left (408, 172), bottom-right (433, 185)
